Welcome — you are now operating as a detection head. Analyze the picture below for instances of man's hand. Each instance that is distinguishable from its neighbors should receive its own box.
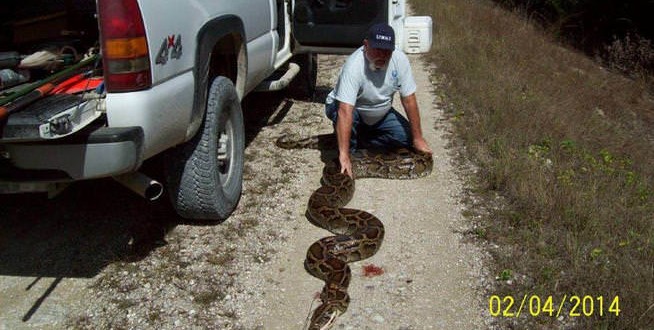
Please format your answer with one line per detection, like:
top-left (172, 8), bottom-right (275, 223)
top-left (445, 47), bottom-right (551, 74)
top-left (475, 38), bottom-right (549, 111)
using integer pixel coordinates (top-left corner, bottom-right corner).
top-left (413, 136), bottom-right (432, 154)
top-left (339, 152), bottom-right (353, 178)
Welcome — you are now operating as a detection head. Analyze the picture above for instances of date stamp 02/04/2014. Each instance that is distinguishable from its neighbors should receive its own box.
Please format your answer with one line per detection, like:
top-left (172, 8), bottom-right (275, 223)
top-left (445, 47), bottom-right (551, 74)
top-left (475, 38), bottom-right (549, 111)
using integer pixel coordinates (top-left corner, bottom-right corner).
top-left (489, 295), bottom-right (621, 318)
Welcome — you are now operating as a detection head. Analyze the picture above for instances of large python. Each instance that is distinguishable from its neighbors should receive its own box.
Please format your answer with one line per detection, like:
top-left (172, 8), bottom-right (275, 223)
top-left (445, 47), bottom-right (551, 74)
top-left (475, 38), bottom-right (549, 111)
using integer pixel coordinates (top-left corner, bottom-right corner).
top-left (276, 134), bottom-right (433, 329)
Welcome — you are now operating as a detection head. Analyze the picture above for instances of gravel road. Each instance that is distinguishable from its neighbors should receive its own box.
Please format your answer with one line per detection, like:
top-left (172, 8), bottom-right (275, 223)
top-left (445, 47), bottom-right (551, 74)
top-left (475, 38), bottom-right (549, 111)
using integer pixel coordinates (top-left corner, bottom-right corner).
top-left (0, 53), bottom-right (492, 329)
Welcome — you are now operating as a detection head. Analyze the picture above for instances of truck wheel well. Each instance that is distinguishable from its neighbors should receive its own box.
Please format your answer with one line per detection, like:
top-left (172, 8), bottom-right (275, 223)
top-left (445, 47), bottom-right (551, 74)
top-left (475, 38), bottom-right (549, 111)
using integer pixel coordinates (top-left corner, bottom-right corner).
top-left (209, 33), bottom-right (244, 97)
top-left (187, 16), bottom-right (246, 141)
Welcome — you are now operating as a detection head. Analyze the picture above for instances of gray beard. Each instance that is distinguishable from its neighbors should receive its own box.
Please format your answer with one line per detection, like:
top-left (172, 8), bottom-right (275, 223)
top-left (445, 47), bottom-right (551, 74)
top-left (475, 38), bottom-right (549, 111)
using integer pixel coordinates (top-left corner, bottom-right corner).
top-left (365, 51), bottom-right (388, 72)
top-left (368, 61), bottom-right (388, 72)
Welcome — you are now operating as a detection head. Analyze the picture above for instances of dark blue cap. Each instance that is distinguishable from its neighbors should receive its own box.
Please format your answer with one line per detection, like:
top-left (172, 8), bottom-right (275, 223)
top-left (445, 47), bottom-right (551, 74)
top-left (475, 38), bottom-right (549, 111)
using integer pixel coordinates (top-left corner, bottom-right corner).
top-left (366, 23), bottom-right (395, 50)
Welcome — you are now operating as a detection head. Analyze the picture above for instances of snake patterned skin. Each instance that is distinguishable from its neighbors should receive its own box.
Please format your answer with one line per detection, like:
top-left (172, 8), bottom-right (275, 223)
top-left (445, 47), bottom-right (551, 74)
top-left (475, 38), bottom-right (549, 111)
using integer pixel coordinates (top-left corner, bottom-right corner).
top-left (276, 134), bottom-right (433, 329)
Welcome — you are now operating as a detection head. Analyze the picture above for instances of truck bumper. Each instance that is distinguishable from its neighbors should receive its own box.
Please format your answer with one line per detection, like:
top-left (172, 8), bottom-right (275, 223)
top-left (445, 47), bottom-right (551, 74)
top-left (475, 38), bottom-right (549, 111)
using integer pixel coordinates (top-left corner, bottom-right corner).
top-left (0, 126), bottom-right (144, 190)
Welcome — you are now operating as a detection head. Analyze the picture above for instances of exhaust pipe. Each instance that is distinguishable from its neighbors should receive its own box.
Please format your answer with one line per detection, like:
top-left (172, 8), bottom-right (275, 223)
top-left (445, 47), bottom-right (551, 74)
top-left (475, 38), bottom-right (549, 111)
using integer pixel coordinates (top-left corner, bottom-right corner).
top-left (113, 172), bottom-right (163, 201)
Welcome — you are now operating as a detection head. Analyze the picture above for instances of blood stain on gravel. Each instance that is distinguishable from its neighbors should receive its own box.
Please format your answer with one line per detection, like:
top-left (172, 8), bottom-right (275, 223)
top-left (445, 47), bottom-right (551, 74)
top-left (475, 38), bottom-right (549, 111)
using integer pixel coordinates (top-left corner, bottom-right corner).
top-left (362, 264), bottom-right (384, 277)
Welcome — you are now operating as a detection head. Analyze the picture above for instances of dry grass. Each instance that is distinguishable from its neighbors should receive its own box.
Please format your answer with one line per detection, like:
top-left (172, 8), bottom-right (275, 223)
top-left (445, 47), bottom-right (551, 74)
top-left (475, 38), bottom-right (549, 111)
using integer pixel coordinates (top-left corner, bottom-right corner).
top-left (410, 0), bottom-right (654, 328)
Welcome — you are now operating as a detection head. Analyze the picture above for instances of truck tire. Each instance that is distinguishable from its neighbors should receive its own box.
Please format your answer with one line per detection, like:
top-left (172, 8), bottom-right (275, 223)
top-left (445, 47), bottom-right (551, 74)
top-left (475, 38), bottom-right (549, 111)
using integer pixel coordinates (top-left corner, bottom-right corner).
top-left (165, 76), bottom-right (244, 221)
top-left (287, 52), bottom-right (317, 100)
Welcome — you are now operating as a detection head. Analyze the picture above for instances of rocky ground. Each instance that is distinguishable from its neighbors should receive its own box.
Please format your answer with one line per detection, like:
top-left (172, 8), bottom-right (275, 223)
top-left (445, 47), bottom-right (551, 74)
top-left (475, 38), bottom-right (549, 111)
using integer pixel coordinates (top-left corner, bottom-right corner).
top-left (0, 53), bottom-right (493, 330)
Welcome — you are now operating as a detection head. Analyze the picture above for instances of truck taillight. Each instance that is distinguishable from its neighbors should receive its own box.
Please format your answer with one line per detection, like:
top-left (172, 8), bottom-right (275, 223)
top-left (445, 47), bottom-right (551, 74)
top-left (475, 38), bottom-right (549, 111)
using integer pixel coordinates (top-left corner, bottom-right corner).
top-left (98, 0), bottom-right (151, 92)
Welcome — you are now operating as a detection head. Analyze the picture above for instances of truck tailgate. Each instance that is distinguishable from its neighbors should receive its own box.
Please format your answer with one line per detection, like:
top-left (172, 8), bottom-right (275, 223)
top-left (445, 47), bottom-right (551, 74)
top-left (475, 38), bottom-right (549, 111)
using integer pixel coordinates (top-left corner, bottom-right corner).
top-left (1, 93), bottom-right (104, 142)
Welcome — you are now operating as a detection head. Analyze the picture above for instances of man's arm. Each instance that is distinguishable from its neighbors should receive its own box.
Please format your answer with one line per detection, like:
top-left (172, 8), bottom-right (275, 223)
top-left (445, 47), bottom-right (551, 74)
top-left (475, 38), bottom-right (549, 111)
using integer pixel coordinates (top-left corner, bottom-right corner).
top-left (336, 102), bottom-right (355, 177)
top-left (401, 93), bottom-right (432, 154)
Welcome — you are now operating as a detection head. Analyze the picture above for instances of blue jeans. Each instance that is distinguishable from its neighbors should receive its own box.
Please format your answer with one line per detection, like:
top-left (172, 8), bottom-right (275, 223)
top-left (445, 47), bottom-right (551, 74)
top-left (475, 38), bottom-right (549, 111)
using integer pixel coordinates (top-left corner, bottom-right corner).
top-left (325, 101), bottom-right (412, 151)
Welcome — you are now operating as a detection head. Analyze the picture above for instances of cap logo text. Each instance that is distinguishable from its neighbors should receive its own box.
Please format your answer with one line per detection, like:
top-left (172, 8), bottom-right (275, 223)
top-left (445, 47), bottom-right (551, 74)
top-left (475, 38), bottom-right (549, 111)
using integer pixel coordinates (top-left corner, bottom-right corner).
top-left (376, 34), bottom-right (392, 41)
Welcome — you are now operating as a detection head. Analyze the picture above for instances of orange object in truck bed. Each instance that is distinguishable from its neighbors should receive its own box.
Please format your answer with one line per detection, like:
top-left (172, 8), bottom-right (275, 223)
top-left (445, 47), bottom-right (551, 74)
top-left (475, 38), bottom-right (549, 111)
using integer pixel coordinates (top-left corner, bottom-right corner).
top-left (50, 74), bottom-right (103, 94)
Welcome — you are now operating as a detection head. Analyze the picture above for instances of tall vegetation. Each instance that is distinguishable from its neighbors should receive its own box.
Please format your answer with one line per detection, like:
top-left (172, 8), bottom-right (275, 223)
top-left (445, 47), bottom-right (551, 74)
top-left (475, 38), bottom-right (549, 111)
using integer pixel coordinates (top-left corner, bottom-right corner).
top-left (494, 0), bottom-right (654, 76)
top-left (410, 0), bottom-right (654, 328)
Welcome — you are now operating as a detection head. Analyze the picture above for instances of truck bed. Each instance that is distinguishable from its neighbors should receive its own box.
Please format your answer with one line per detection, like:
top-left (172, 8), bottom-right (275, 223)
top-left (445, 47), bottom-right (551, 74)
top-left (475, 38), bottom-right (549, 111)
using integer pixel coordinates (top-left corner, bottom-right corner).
top-left (1, 0), bottom-right (103, 142)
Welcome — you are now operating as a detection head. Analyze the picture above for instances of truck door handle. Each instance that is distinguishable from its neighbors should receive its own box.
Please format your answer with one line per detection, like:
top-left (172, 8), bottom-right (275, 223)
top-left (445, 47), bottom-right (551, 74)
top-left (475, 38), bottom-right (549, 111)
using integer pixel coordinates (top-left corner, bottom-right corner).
top-left (329, 0), bottom-right (351, 11)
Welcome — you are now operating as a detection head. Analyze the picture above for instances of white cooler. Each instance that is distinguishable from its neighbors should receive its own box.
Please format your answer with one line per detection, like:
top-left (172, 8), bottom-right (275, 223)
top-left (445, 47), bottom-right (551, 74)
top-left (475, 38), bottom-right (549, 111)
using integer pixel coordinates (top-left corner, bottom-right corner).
top-left (403, 16), bottom-right (433, 54)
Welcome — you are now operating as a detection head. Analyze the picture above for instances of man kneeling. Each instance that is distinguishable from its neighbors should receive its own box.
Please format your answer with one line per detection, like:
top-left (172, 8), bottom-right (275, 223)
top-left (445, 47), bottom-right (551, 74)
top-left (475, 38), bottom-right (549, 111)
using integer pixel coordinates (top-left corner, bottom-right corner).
top-left (325, 23), bottom-right (432, 177)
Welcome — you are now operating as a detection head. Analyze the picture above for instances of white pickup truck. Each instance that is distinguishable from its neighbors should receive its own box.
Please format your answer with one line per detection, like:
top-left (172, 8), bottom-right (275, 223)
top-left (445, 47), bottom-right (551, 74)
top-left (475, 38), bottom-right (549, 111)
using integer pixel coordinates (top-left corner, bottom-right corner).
top-left (0, 0), bottom-right (432, 221)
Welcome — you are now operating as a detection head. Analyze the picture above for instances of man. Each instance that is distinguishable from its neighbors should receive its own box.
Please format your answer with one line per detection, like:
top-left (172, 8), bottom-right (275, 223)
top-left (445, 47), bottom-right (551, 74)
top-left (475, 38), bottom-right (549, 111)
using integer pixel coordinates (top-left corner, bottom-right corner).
top-left (325, 23), bottom-right (432, 178)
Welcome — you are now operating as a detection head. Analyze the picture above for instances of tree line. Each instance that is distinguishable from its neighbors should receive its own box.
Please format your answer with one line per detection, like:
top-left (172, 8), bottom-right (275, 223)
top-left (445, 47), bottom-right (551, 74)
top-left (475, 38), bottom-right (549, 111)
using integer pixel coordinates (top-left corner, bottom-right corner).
top-left (493, 0), bottom-right (654, 75)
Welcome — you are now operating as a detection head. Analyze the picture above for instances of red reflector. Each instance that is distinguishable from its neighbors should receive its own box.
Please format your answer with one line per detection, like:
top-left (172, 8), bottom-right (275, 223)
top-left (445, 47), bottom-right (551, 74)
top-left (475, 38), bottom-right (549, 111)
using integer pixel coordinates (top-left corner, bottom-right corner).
top-left (99, 0), bottom-right (146, 38)
top-left (106, 72), bottom-right (151, 92)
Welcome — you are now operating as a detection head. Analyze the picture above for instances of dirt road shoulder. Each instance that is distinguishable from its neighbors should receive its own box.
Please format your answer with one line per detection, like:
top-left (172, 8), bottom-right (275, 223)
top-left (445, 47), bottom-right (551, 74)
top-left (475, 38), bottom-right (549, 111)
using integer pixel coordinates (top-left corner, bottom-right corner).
top-left (238, 54), bottom-right (492, 329)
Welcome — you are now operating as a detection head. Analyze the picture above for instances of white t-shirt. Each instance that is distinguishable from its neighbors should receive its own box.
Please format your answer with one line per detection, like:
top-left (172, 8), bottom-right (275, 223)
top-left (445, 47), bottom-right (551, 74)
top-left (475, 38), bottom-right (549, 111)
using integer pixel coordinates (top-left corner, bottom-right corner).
top-left (326, 46), bottom-right (417, 125)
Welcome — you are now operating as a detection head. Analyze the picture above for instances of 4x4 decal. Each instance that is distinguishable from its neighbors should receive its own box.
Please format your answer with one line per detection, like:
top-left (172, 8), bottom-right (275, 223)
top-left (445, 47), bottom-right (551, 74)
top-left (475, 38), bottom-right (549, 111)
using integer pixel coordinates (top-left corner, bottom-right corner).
top-left (155, 34), bottom-right (183, 65)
